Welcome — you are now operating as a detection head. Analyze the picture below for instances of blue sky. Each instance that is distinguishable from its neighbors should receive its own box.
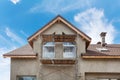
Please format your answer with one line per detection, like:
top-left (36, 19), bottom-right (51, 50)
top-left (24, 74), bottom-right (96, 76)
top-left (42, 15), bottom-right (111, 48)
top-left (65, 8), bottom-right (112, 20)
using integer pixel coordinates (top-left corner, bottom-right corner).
top-left (1, 0), bottom-right (120, 80)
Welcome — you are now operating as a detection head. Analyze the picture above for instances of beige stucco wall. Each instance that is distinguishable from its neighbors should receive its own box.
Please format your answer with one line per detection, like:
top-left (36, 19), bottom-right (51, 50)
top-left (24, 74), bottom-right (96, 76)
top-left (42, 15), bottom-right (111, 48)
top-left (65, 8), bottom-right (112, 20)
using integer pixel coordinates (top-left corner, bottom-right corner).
top-left (80, 59), bottom-right (120, 72)
top-left (79, 59), bottom-right (120, 79)
top-left (85, 73), bottom-right (120, 80)
top-left (55, 42), bottom-right (63, 58)
top-left (39, 65), bottom-right (76, 80)
top-left (11, 58), bottom-right (38, 80)
top-left (43, 23), bottom-right (76, 34)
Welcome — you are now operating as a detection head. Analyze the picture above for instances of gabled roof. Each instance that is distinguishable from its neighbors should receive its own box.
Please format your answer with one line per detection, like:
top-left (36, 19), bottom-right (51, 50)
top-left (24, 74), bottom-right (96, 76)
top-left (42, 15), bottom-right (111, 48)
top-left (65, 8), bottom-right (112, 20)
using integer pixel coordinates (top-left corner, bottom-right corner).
top-left (27, 15), bottom-right (91, 48)
top-left (82, 44), bottom-right (120, 58)
top-left (3, 44), bottom-right (37, 58)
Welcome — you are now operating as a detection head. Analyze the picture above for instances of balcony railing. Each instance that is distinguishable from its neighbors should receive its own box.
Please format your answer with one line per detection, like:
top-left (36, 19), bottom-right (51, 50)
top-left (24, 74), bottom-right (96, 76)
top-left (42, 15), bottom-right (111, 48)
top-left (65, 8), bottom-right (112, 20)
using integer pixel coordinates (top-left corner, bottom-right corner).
top-left (42, 34), bottom-right (76, 42)
top-left (40, 58), bottom-right (76, 65)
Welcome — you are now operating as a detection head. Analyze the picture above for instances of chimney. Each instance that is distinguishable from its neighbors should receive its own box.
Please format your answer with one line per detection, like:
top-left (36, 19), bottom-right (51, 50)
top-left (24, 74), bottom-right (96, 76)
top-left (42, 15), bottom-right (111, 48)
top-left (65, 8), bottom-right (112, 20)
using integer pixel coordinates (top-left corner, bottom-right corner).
top-left (100, 32), bottom-right (107, 47)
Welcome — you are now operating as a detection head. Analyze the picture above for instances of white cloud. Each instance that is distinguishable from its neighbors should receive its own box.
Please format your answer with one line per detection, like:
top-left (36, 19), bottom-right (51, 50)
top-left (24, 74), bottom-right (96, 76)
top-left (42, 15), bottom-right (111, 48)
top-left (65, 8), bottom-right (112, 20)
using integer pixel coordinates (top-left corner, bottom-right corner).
top-left (0, 47), bottom-right (16, 80)
top-left (0, 34), bottom-right (14, 47)
top-left (74, 8), bottom-right (116, 44)
top-left (20, 30), bottom-right (28, 37)
top-left (5, 27), bottom-right (25, 45)
top-left (29, 0), bottom-right (95, 14)
top-left (10, 0), bottom-right (20, 4)
top-left (0, 27), bottom-right (19, 80)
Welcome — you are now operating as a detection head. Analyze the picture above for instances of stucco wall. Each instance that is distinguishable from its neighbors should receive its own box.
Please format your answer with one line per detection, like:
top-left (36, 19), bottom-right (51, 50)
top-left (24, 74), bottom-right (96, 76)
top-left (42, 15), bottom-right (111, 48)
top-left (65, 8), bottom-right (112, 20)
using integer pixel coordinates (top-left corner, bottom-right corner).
top-left (39, 65), bottom-right (76, 80)
top-left (11, 58), bottom-right (38, 80)
top-left (80, 59), bottom-right (120, 72)
top-left (85, 73), bottom-right (120, 80)
top-left (78, 58), bottom-right (120, 80)
top-left (55, 42), bottom-right (63, 58)
top-left (42, 23), bottom-right (76, 34)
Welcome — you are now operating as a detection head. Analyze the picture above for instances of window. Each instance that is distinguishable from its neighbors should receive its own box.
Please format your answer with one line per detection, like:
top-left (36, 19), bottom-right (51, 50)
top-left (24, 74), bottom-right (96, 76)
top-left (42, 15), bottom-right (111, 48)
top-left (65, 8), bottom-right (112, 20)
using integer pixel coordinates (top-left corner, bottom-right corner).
top-left (43, 42), bottom-right (55, 58)
top-left (97, 79), bottom-right (120, 80)
top-left (18, 76), bottom-right (36, 80)
top-left (98, 79), bottom-right (109, 80)
top-left (88, 78), bottom-right (120, 80)
top-left (63, 42), bottom-right (76, 58)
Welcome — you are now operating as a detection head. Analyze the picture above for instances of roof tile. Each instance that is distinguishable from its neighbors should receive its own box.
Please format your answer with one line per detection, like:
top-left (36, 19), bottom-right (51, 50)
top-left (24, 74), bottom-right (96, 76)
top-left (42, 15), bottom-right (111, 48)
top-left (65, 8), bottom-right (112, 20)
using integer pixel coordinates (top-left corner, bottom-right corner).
top-left (82, 44), bottom-right (120, 56)
top-left (3, 44), bottom-right (36, 56)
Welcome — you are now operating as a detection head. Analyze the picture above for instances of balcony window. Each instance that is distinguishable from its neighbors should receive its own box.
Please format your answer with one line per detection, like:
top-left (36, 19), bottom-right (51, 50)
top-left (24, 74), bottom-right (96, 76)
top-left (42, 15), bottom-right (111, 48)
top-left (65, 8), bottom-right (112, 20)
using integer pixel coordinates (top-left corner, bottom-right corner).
top-left (63, 42), bottom-right (76, 58)
top-left (43, 42), bottom-right (55, 58)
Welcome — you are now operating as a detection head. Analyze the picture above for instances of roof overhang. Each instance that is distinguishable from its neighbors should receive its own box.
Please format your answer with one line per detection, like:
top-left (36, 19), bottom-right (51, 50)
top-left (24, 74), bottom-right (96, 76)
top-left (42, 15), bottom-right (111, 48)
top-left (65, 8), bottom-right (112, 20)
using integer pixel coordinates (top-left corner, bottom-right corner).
top-left (82, 55), bottom-right (120, 59)
top-left (3, 55), bottom-right (37, 58)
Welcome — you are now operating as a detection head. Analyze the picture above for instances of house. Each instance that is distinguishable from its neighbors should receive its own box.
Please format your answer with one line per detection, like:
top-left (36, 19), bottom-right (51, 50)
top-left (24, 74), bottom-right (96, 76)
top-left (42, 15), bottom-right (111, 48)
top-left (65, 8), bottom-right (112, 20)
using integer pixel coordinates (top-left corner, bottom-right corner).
top-left (3, 15), bottom-right (120, 80)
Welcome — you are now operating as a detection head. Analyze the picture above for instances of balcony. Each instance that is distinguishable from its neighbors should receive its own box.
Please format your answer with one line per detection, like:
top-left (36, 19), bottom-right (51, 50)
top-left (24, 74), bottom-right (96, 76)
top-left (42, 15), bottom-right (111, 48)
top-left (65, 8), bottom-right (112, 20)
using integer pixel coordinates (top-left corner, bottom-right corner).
top-left (40, 46), bottom-right (76, 65)
top-left (41, 34), bottom-right (76, 65)
top-left (40, 58), bottom-right (76, 65)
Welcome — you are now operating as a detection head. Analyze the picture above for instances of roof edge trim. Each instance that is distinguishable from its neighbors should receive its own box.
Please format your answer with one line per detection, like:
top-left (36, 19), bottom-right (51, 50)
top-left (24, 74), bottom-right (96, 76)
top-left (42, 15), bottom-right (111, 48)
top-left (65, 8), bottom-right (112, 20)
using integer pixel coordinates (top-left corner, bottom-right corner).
top-left (3, 55), bottom-right (37, 58)
top-left (82, 55), bottom-right (120, 59)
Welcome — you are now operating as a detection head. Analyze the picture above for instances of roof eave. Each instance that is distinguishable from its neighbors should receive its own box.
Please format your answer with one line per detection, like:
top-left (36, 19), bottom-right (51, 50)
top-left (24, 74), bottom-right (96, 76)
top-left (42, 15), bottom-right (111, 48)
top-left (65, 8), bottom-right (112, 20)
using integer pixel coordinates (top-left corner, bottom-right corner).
top-left (81, 55), bottom-right (120, 59)
top-left (3, 55), bottom-right (37, 58)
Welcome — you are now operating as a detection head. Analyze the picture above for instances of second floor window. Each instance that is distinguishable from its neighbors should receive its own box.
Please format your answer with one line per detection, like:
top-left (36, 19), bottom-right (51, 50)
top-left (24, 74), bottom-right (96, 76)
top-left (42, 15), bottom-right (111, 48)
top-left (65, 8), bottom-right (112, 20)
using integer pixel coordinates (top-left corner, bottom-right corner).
top-left (43, 42), bottom-right (55, 58)
top-left (63, 42), bottom-right (76, 58)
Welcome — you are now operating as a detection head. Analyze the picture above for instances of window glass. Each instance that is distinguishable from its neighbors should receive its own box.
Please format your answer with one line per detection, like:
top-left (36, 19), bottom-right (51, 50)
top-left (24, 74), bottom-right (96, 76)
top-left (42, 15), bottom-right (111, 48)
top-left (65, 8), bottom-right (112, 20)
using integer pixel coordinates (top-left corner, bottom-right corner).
top-left (86, 77), bottom-right (120, 80)
top-left (43, 42), bottom-right (55, 58)
top-left (98, 79), bottom-right (120, 80)
top-left (18, 76), bottom-right (36, 80)
top-left (63, 42), bottom-right (76, 58)
top-left (63, 42), bottom-right (74, 46)
top-left (44, 42), bottom-right (54, 46)
top-left (98, 79), bottom-right (109, 80)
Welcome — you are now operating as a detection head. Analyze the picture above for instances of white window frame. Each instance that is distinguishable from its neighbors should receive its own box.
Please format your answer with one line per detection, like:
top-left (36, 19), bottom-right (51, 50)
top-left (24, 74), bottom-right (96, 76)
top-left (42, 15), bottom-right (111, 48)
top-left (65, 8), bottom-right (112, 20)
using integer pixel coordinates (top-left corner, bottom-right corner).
top-left (17, 76), bottom-right (36, 80)
top-left (63, 42), bottom-right (76, 58)
top-left (42, 42), bottom-right (55, 58)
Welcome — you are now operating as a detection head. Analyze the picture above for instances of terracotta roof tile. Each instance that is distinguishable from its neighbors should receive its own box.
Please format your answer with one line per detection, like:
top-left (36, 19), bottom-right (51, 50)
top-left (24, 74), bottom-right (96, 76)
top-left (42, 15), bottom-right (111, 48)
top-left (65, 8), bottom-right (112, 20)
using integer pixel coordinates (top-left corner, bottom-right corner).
top-left (82, 44), bottom-right (120, 56)
top-left (3, 44), bottom-right (36, 57)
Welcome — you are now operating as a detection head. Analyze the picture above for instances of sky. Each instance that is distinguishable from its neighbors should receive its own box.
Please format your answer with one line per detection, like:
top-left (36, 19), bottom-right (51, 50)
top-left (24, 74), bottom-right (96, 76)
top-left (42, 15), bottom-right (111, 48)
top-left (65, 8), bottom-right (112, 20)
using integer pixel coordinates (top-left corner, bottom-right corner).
top-left (1, 0), bottom-right (120, 80)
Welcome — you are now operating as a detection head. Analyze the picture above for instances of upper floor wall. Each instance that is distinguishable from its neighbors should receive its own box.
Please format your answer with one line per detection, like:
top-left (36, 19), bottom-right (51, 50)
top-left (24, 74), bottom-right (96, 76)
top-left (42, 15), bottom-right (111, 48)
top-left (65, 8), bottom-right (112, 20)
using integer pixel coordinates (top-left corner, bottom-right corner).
top-left (43, 22), bottom-right (76, 34)
top-left (33, 21), bottom-right (86, 60)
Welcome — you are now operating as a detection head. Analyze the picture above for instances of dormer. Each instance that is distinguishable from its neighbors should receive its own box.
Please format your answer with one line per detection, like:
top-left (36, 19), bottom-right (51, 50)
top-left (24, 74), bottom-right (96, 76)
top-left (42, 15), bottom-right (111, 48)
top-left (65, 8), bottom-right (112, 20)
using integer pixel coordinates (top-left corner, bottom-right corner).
top-left (27, 15), bottom-right (91, 65)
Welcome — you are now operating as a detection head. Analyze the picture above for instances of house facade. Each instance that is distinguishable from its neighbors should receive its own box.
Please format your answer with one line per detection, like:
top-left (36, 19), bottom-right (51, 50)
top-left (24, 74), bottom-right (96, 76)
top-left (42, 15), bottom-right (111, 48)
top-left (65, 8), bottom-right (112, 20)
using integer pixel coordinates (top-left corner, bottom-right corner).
top-left (3, 15), bottom-right (120, 80)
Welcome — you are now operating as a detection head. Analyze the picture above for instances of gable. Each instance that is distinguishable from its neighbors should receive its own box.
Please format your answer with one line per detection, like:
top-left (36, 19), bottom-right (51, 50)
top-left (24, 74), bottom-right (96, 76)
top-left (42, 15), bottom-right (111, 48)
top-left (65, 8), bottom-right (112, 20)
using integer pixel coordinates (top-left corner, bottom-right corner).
top-left (42, 22), bottom-right (76, 34)
top-left (27, 15), bottom-right (91, 48)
